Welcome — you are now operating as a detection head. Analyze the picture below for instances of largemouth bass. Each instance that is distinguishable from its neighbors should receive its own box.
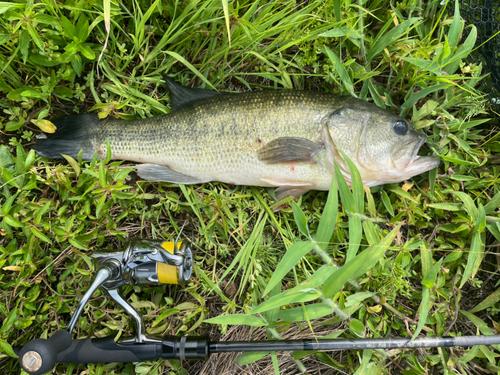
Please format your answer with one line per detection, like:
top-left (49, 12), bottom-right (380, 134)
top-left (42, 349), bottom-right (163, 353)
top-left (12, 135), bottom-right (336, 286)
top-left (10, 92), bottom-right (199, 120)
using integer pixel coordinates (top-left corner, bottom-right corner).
top-left (34, 79), bottom-right (440, 199)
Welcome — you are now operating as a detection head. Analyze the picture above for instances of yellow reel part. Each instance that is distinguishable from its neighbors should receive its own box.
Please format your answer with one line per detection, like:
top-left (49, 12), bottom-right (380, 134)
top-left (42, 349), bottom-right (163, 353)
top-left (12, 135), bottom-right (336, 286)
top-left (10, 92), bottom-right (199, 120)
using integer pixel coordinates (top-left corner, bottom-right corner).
top-left (157, 242), bottom-right (182, 285)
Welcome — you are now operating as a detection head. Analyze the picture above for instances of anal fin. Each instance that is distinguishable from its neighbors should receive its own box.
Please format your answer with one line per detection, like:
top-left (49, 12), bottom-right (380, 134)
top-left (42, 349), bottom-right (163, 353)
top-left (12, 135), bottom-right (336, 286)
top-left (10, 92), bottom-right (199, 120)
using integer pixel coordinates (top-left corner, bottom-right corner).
top-left (275, 186), bottom-right (311, 200)
top-left (260, 178), bottom-right (313, 200)
top-left (136, 164), bottom-right (209, 184)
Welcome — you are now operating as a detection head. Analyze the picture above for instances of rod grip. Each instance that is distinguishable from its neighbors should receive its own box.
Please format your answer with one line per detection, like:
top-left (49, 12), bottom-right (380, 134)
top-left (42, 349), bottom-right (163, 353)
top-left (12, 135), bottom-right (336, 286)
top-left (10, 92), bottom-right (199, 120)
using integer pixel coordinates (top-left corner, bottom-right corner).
top-left (56, 336), bottom-right (161, 363)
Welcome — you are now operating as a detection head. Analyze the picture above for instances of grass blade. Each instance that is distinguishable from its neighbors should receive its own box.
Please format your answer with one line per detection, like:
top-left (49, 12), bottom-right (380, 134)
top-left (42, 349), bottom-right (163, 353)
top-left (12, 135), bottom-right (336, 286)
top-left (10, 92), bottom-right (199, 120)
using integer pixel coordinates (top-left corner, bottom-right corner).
top-left (323, 224), bottom-right (400, 298)
top-left (366, 17), bottom-right (420, 63)
top-left (321, 46), bottom-right (354, 94)
top-left (460, 231), bottom-right (485, 288)
top-left (315, 171), bottom-right (338, 251)
top-left (262, 241), bottom-right (315, 296)
top-left (164, 51), bottom-right (216, 90)
top-left (250, 289), bottom-right (322, 315)
top-left (470, 287), bottom-right (500, 313)
top-left (222, 0), bottom-right (231, 46)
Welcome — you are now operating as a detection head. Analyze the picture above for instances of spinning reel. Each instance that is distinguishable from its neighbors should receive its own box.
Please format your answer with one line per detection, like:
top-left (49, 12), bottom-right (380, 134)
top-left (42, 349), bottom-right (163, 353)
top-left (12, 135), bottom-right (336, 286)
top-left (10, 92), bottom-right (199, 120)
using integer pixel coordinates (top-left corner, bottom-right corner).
top-left (15, 239), bottom-right (500, 375)
top-left (17, 238), bottom-right (201, 375)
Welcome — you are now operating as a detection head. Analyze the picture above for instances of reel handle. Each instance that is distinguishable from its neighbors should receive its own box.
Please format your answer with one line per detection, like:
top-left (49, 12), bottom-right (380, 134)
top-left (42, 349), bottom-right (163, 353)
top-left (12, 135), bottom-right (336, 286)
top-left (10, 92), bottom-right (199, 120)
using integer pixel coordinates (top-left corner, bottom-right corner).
top-left (18, 330), bottom-right (71, 375)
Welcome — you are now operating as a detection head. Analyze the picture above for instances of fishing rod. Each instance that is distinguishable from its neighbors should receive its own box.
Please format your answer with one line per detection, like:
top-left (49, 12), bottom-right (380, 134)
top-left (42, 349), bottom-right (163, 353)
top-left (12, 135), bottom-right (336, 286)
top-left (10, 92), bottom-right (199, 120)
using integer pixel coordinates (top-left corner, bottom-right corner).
top-left (14, 239), bottom-right (500, 375)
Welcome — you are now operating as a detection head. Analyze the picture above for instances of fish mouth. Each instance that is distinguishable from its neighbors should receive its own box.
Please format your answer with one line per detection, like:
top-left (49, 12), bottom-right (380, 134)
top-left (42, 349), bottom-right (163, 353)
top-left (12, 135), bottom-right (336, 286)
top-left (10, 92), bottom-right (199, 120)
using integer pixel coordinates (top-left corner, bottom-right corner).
top-left (392, 136), bottom-right (440, 174)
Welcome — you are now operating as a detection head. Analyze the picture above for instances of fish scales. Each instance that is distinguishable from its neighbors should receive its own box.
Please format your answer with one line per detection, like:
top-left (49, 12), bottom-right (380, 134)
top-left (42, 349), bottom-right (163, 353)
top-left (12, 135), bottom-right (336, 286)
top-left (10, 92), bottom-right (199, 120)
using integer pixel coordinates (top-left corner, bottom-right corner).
top-left (34, 80), bottom-right (440, 198)
top-left (91, 90), bottom-right (345, 188)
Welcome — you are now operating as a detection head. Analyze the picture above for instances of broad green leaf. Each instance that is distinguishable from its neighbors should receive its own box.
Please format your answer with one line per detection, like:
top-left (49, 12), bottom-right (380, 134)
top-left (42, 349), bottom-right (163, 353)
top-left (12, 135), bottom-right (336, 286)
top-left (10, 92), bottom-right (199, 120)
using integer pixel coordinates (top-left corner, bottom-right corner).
top-left (152, 309), bottom-right (180, 327)
top-left (278, 302), bottom-right (333, 322)
top-left (333, 0), bottom-right (341, 22)
top-left (19, 29), bottom-right (29, 63)
top-left (263, 241), bottom-right (315, 296)
top-left (204, 314), bottom-right (267, 327)
top-left (447, 0), bottom-right (462, 51)
top-left (412, 287), bottom-right (430, 340)
top-left (105, 138), bottom-right (112, 164)
top-left (290, 264), bottom-right (338, 293)
top-left (292, 201), bottom-right (309, 237)
top-left (474, 203), bottom-right (486, 233)
top-left (319, 27), bottom-right (351, 38)
top-left (98, 162), bottom-right (107, 189)
top-left (337, 149), bottom-right (364, 213)
top-left (443, 25), bottom-right (477, 74)
top-left (61, 16), bottom-right (77, 39)
top-left (484, 192), bottom-right (500, 215)
top-left (235, 352), bottom-right (268, 366)
top-left (31, 227), bottom-right (51, 244)
top-left (459, 345), bottom-right (479, 363)
top-left (61, 154), bottom-right (81, 177)
top-left (486, 222), bottom-right (500, 242)
top-left (349, 318), bottom-right (365, 337)
top-left (380, 189), bottom-right (394, 216)
top-left (471, 287), bottom-right (500, 313)
top-left (1, 194), bottom-right (17, 215)
top-left (3, 215), bottom-right (23, 228)
top-left (250, 289), bottom-right (322, 315)
top-left (422, 257), bottom-right (443, 289)
top-left (31, 119), bottom-right (57, 133)
top-left (452, 191), bottom-right (478, 221)
top-left (265, 286), bottom-right (283, 327)
top-left (69, 237), bottom-right (88, 250)
top-left (322, 46), bottom-right (354, 94)
top-left (323, 225), bottom-right (399, 298)
top-left (427, 203), bottom-right (463, 211)
top-left (316, 171), bottom-right (338, 250)
top-left (362, 220), bottom-right (378, 246)
top-left (0, 339), bottom-right (16, 358)
top-left (386, 185), bottom-right (419, 203)
top-left (80, 44), bottom-right (95, 60)
top-left (344, 292), bottom-right (377, 307)
top-left (346, 215), bottom-right (362, 262)
top-left (402, 84), bottom-right (452, 111)
top-left (460, 231), bottom-right (485, 288)
top-left (27, 22), bottom-right (43, 50)
top-left (335, 163), bottom-right (355, 212)
top-left (0, 307), bottom-right (17, 335)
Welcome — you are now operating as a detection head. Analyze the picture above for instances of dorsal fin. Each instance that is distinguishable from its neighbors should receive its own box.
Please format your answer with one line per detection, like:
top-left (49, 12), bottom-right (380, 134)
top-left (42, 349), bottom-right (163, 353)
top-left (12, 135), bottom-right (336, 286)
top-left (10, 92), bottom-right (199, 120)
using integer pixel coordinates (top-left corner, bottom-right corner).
top-left (164, 76), bottom-right (220, 111)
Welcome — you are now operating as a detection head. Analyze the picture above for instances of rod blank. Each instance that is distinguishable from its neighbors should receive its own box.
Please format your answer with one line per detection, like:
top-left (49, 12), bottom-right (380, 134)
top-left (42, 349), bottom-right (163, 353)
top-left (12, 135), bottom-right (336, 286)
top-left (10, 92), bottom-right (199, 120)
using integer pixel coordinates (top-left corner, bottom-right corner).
top-left (209, 335), bottom-right (500, 354)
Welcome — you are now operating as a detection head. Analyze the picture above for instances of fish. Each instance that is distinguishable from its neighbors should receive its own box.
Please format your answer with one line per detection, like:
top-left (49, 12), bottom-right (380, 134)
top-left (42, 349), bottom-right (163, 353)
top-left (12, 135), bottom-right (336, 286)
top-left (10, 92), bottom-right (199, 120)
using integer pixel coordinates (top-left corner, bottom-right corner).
top-left (34, 78), bottom-right (440, 199)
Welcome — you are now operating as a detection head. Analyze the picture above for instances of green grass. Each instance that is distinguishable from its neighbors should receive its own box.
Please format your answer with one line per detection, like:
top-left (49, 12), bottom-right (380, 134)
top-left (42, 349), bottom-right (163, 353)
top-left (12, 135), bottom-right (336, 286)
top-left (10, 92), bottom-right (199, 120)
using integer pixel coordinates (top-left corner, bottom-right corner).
top-left (1, 0), bottom-right (500, 374)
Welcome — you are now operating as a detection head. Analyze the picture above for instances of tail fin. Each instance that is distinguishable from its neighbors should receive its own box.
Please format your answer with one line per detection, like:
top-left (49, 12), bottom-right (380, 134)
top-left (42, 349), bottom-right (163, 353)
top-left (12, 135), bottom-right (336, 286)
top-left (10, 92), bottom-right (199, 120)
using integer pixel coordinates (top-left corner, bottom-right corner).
top-left (34, 113), bottom-right (100, 160)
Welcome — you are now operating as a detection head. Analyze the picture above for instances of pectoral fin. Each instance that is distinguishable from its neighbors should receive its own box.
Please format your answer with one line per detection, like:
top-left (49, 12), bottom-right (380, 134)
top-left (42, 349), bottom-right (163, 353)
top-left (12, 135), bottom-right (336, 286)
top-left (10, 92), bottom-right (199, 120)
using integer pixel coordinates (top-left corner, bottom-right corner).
top-left (136, 164), bottom-right (209, 184)
top-left (258, 137), bottom-right (323, 164)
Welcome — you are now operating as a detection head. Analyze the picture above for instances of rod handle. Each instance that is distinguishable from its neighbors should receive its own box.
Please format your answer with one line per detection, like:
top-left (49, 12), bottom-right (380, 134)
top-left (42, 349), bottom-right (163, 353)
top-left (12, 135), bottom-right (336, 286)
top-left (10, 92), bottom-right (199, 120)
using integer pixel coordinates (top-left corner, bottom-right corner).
top-left (18, 330), bottom-right (71, 375)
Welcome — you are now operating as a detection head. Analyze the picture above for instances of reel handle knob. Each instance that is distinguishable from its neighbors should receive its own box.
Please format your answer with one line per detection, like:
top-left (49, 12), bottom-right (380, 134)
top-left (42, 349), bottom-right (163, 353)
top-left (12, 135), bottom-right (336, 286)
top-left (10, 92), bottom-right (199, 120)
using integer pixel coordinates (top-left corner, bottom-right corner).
top-left (18, 330), bottom-right (71, 375)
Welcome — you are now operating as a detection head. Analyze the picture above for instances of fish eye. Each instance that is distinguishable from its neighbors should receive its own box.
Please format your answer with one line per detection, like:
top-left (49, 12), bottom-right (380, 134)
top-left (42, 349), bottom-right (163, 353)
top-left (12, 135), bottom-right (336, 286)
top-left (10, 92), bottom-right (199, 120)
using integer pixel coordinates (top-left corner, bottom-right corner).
top-left (393, 120), bottom-right (409, 135)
